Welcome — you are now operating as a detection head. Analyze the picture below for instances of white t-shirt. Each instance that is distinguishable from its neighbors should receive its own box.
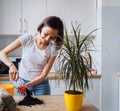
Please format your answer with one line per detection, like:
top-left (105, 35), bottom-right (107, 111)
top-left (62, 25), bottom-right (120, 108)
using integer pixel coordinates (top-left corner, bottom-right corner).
top-left (18, 33), bottom-right (58, 81)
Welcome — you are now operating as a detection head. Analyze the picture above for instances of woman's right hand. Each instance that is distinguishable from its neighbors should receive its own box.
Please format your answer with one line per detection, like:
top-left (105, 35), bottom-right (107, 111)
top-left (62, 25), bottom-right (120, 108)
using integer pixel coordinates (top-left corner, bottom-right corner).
top-left (9, 63), bottom-right (19, 80)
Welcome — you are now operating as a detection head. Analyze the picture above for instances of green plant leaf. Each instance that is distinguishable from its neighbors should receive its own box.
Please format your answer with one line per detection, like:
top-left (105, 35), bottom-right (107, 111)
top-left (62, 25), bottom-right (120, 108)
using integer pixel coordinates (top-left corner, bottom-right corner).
top-left (55, 23), bottom-right (97, 93)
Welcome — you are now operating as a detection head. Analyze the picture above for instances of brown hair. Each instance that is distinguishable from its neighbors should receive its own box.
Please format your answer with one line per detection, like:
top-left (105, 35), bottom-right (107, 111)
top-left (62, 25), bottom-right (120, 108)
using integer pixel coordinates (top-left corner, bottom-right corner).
top-left (37, 16), bottom-right (64, 50)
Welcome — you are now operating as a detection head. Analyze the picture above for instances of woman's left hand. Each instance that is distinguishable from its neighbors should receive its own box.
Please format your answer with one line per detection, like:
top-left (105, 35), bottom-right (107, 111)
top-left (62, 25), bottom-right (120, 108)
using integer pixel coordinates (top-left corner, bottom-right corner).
top-left (17, 85), bottom-right (27, 95)
top-left (9, 72), bottom-right (19, 81)
top-left (9, 63), bottom-right (19, 80)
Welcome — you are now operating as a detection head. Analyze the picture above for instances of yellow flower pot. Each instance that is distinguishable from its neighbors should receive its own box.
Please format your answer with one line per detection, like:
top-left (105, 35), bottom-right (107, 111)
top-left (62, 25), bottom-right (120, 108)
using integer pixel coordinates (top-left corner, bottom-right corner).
top-left (64, 90), bottom-right (83, 111)
top-left (0, 84), bottom-right (14, 96)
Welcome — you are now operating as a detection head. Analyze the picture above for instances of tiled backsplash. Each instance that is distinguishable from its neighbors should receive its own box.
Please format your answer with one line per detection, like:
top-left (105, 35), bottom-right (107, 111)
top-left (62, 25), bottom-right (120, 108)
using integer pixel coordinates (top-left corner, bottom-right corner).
top-left (0, 35), bottom-right (22, 57)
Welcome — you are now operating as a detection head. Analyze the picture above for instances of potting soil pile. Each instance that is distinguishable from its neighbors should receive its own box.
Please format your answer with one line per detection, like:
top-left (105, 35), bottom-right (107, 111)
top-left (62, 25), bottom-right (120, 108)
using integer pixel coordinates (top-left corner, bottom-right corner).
top-left (18, 88), bottom-right (44, 106)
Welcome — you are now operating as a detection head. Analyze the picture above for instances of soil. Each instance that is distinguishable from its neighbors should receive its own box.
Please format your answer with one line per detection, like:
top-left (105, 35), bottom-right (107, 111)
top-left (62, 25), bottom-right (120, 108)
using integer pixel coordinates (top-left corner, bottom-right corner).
top-left (18, 88), bottom-right (44, 106)
top-left (65, 90), bottom-right (83, 94)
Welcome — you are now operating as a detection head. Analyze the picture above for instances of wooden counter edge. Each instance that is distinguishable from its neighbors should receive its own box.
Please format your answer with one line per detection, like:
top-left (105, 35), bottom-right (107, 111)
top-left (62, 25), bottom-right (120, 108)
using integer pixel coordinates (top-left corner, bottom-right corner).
top-left (48, 72), bottom-right (101, 80)
top-left (0, 73), bottom-right (101, 81)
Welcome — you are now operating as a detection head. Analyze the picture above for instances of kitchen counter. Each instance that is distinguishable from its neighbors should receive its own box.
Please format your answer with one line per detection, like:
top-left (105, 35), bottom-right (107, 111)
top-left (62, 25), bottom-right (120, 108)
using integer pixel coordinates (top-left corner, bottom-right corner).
top-left (14, 95), bottom-right (99, 111)
top-left (0, 72), bottom-right (101, 81)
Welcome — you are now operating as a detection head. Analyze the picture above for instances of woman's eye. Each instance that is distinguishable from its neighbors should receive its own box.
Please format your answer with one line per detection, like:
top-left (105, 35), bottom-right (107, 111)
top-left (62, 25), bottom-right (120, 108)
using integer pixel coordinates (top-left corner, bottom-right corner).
top-left (51, 36), bottom-right (56, 40)
top-left (44, 33), bottom-right (48, 36)
top-left (44, 32), bottom-right (56, 40)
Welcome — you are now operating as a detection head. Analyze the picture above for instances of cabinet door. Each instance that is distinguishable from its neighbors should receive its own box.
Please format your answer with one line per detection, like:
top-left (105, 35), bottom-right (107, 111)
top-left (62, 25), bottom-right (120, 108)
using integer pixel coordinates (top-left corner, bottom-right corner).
top-left (49, 80), bottom-right (66, 95)
top-left (71, 0), bottom-right (97, 34)
top-left (47, 0), bottom-right (71, 32)
top-left (22, 0), bottom-right (46, 34)
top-left (0, 0), bottom-right (21, 35)
top-left (47, 0), bottom-right (97, 34)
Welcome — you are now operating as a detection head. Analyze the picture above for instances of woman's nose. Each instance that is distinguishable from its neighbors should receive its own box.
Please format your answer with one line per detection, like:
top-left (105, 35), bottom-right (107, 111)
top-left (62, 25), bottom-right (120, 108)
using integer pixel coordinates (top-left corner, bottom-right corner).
top-left (45, 36), bottom-right (51, 41)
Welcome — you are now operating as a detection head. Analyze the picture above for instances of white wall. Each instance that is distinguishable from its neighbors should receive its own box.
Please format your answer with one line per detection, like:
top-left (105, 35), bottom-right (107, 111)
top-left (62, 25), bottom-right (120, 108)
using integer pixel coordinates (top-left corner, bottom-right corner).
top-left (100, 0), bottom-right (120, 111)
top-left (102, 0), bottom-right (120, 6)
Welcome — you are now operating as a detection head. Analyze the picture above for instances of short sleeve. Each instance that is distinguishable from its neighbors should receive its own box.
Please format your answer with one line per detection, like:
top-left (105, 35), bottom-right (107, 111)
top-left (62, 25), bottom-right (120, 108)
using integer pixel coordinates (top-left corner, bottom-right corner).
top-left (19, 33), bottom-right (33, 47)
top-left (49, 43), bottom-right (59, 57)
top-left (51, 50), bottom-right (59, 57)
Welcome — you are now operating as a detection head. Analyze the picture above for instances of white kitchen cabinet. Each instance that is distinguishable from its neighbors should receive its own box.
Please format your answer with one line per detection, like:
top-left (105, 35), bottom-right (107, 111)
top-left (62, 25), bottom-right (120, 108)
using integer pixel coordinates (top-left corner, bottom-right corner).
top-left (49, 79), bottom-right (66, 95)
top-left (84, 78), bottom-right (101, 109)
top-left (0, 0), bottom-right (96, 35)
top-left (47, 0), bottom-right (97, 34)
top-left (47, 0), bottom-right (71, 32)
top-left (70, 0), bottom-right (97, 34)
top-left (21, 0), bottom-right (46, 34)
top-left (0, 0), bottom-right (21, 34)
top-left (0, 0), bottom-right (46, 35)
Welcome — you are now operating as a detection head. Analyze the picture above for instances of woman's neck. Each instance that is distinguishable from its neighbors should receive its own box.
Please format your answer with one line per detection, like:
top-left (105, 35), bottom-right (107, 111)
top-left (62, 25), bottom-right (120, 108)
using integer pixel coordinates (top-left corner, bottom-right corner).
top-left (35, 33), bottom-right (48, 50)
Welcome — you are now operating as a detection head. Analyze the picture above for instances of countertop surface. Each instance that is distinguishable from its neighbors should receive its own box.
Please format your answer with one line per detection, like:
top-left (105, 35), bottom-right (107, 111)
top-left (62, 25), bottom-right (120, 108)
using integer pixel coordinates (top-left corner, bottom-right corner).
top-left (0, 72), bottom-right (101, 81)
top-left (14, 95), bottom-right (99, 111)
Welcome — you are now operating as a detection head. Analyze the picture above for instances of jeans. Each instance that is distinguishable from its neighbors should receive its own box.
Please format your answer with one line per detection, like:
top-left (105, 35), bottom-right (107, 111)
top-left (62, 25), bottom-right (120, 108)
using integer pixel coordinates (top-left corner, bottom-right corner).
top-left (12, 77), bottom-right (50, 96)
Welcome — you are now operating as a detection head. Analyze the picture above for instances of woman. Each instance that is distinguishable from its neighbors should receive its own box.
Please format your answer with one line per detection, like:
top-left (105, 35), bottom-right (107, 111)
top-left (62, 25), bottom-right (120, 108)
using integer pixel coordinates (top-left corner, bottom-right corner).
top-left (0, 16), bottom-right (64, 96)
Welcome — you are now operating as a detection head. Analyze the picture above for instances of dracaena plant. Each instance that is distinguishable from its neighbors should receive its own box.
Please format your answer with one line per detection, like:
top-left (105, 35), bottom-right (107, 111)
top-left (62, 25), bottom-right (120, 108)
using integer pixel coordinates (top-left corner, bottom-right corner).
top-left (55, 23), bottom-right (97, 93)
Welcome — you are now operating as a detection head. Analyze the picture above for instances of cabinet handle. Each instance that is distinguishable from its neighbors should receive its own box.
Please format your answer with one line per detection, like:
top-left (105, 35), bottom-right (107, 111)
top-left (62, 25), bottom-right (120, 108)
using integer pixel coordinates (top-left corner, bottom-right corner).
top-left (19, 19), bottom-right (23, 33)
top-left (24, 19), bottom-right (28, 33)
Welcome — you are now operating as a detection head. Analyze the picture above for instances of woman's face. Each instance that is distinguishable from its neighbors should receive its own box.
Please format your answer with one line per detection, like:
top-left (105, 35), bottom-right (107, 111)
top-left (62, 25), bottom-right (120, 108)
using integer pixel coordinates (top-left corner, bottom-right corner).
top-left (40, 26), bottom-right (58, 45)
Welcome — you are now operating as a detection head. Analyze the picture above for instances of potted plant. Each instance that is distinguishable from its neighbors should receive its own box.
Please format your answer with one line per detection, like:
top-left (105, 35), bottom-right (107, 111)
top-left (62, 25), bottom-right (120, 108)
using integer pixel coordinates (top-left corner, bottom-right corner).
top-left (55, 23), bottom-right (97, 111)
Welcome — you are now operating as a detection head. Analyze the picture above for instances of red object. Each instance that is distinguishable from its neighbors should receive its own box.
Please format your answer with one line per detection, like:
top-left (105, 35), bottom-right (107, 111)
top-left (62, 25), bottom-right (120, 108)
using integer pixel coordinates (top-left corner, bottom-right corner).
top-left (90, 68), bottom-right (95, 71)
top-left (17, 86), bottom-right (27, 94)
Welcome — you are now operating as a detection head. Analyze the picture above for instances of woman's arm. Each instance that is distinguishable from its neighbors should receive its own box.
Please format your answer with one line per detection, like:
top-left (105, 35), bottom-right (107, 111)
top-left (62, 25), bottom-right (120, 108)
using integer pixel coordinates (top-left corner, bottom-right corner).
top-left (0, 38), bottom-right (22, 80)
top-left (25, 56), bottom-right (56, 87)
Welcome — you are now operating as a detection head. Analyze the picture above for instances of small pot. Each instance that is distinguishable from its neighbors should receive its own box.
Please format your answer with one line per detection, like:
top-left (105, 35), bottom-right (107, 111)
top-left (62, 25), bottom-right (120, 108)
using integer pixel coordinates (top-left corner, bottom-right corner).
top-left (64, 90), bottom-right (83, 111)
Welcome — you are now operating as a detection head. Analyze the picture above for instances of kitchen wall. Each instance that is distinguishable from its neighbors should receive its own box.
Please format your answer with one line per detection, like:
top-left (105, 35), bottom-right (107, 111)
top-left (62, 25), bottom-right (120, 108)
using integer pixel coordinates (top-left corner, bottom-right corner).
top-left (100, 0), bottom-right (120, 111)
top-left (0, 35), bottom-right (22, 57)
